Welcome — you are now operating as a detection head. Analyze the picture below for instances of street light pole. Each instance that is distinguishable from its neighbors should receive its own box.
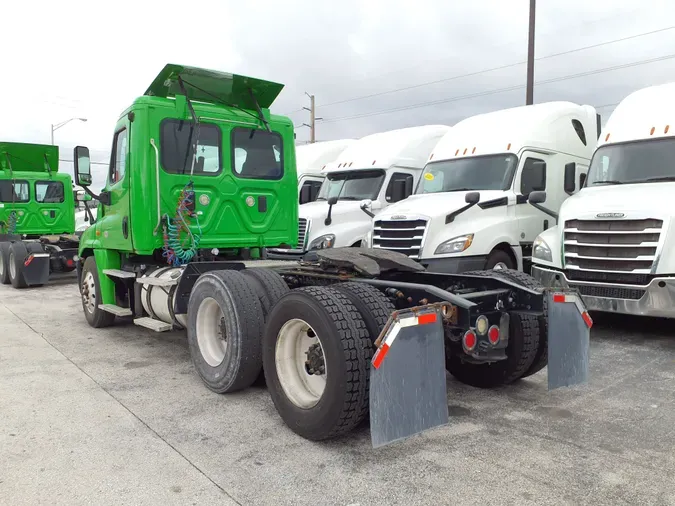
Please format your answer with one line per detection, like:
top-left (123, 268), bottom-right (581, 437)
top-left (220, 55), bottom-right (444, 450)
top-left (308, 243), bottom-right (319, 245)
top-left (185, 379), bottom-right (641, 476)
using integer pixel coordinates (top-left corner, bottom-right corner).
top-left (526, 0), bottom-right (536, 105)
top-left (51, 117), bottom-right (87, 145)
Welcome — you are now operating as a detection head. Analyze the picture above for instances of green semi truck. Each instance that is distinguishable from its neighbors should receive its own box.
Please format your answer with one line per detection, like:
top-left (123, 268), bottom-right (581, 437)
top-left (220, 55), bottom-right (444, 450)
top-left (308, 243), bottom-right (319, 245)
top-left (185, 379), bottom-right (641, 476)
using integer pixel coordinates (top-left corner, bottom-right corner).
top-left (70, 63), bottom-right (591, 447)
top-left (0, 142), bottom-right (88, 288)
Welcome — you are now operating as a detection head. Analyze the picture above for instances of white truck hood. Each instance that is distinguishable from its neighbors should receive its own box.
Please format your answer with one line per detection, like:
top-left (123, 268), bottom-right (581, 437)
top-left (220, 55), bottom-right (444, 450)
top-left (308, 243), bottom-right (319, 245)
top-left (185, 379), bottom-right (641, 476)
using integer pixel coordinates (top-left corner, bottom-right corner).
top-left (299, 199), bottom-right (375, 249)
top-left (377, 191), bottom-right (507, 221)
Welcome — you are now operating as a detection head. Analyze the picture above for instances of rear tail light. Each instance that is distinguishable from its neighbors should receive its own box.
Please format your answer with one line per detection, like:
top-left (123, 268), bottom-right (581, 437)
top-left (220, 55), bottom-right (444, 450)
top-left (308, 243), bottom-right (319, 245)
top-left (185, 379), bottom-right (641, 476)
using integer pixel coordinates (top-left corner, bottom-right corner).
top-left (488, 325), bottom-right (500, 345)
top-left (463, 329), bottom-right (477, 352)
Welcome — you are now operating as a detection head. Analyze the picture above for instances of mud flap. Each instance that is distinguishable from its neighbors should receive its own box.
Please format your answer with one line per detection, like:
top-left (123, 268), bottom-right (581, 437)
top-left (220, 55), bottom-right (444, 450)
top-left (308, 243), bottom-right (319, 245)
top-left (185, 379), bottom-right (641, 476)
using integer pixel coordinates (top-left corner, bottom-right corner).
top-left (22, 253), bottom-right (50, 286)
top-left (369, 304), bottom-right (450, 448)
top-left (547, 290), bottom-right (592, 390)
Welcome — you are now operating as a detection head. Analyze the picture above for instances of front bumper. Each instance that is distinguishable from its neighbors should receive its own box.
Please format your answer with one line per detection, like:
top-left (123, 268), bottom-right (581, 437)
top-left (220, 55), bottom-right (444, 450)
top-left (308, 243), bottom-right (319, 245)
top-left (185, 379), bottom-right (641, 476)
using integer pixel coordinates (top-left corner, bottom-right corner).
top-left (419, 254), bottom-right (487, 274)
top-left (532, 265), bottom-right (675, 318)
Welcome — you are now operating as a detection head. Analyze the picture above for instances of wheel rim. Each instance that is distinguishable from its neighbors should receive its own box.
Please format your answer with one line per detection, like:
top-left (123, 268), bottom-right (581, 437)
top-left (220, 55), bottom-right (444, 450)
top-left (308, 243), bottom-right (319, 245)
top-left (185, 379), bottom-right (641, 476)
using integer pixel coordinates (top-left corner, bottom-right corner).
top-left (81, 271), bottom-right (96, 314)
top-left (493, 262), bottom-right (508, 270)
top-left (0, 254), bottom-right (4, 278)
top-left (275, 318), bottom-right (327, 409)
top-left (9, 251), bottom-right (16, 280)
top-left (196, 297), bottom-right (227, 367)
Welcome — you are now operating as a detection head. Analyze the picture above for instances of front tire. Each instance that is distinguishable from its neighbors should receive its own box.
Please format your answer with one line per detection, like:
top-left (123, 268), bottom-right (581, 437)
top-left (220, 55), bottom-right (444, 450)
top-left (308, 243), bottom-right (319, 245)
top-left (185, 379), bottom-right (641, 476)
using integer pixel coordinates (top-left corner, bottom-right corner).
top-left (262, 286), bottom-right (372, 441)
top-left (485, 249), bottom-right (515, 270)
top-left (80, 256), bottom-right (116, 328)
top-left (187, 270), bottom-right (264, 393)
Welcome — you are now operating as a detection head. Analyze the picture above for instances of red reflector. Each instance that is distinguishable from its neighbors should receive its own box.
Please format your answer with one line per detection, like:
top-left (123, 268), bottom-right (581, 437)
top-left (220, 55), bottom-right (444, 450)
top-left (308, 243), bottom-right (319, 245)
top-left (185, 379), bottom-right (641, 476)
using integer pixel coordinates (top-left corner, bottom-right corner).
top-left (488, 325), bottom-right (500, 344)
top-left (553, 294), bottom-right (566, 303)
top-left (24, 255), bottom-right (34, 267)
top-left (66, 259), bottom-right (74, 267)
top-left (463, 330), bottom-right (476, 351)
top-left (372, 343), bottom-right (390, 369)
top-left (582, 312), bottom-right (593, 328)
top-left (418, 313), bottom-right (437, 325)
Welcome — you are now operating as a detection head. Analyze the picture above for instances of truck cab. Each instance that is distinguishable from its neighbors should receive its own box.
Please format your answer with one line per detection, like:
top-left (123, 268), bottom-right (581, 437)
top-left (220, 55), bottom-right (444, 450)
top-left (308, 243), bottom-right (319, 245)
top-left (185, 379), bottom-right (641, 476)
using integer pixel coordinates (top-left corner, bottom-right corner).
top-left (531, 82), bottom-right (675, 318)
top-left (73, 64), bottom-right (298, 309)
top-left (364, 102), bottom-right (599, 273)
top-left (296, 139), bottom-right (355, 204)
top-left (268, 125), bottom-right (450, 258)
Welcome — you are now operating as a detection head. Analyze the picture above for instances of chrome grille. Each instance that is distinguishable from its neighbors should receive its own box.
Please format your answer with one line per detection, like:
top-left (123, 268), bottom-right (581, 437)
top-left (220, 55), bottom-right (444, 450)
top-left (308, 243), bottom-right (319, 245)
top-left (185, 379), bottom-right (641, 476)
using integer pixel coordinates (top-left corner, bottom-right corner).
top-left (372, 218), bottom-right (427, 259)
top-left (563, 218), bottom-right (662, 280)
top-left (298, 218), bottom-right (310, 250)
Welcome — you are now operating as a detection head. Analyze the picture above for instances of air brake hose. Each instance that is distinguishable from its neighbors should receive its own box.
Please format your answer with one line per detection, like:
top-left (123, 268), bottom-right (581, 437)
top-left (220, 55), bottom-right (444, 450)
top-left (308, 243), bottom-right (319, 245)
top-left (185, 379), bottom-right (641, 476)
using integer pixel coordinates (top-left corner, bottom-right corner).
top-left (161, 182), bottom-right (202, 266)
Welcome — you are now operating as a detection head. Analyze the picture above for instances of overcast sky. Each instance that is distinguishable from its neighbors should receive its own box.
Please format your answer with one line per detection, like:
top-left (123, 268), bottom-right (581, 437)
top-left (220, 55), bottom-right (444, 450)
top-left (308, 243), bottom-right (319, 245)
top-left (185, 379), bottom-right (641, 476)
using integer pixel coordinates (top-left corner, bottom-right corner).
top-left (2, 0), bottom-right (675, 188)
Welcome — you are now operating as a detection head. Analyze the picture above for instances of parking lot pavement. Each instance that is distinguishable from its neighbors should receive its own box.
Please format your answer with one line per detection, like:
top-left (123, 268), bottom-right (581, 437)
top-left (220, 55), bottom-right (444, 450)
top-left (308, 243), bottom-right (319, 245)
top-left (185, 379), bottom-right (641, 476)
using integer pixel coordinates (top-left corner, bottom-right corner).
top-left (2, 278), bottom-right (675, 506)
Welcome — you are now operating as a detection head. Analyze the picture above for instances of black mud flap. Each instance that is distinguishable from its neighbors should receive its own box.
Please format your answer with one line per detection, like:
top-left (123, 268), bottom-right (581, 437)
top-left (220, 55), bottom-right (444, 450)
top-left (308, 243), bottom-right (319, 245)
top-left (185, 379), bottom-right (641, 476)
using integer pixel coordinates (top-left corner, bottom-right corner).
top-left (547, 290), bottom-right (592, 390)
top-left (23, 253), bottom-right (50, 286)
top-left (369, 303), bottom-right (450, 448)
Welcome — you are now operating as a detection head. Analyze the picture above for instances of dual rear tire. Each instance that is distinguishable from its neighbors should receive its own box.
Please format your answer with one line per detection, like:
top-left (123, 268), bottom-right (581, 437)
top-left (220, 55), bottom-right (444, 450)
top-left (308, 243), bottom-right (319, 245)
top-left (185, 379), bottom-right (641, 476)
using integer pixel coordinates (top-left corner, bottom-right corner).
top-left (0, 241), bottom-right (44, 289)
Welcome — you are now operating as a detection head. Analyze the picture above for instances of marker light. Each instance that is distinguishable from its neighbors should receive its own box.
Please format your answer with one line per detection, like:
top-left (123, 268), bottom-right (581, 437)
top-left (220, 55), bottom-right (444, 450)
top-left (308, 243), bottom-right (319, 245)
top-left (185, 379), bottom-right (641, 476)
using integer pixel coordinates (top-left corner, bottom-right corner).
top-left (463, 330), bottom-right (477, 352)
top-left (475, 315), bottom-right (489, 335)
top-left (488, 325), bottom-right (500, 345)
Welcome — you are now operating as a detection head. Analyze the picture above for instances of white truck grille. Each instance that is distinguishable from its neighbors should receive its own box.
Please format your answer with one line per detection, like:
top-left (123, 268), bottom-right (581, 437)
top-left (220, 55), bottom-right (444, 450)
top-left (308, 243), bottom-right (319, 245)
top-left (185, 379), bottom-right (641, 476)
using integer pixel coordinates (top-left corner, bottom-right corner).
top-left (563, 218), bottom-right (662, 284)
top-left (298, 218), bottom-right (310, 250)
top-left (372, 218), bottom-right (427, 259)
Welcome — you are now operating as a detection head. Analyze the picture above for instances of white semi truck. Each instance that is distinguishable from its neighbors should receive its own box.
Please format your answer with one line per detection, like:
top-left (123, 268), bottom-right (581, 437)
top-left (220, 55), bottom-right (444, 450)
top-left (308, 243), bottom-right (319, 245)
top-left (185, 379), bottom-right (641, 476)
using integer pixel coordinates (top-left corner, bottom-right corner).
top-left (530, 82), bottom-right (675, 318)
top-left (364, 102), bottom-right (600, 273)
top-left (296, 139), bottom-right (355, 204)
top-left (268, 125), bottom-right (450, 258)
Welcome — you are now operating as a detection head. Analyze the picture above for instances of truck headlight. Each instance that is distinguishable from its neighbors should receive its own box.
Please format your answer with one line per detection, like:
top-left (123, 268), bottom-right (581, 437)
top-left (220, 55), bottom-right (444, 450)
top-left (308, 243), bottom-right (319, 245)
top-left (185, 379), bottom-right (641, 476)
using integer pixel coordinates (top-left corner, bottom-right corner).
top-left (532, 236), bottom-right (552, 262)
top-left (308, 234), bottom-right (335, 250)
top-left (434, 234), bottom-right (474, 255)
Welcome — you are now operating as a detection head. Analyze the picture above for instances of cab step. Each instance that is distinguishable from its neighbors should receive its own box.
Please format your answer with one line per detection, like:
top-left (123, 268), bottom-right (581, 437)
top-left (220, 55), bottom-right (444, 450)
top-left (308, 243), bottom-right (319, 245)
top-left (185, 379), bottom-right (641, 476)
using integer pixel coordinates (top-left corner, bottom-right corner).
top-left (135, 276), bottom-right (178, 287)
top-left (134, 317), bottom-right (172, 332)
top-left (103, 269), bottom-right (137, 279)
top-left (99, 304), bottom-right (133, 317)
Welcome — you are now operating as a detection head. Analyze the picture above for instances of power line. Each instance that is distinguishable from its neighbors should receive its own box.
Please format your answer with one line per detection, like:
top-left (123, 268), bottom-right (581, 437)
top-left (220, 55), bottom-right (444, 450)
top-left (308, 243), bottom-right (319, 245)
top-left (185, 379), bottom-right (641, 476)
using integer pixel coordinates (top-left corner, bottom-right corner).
top-left (322, 52), bottom-right (675, 123)
top-left (317, 26), bottom-right (675, 110)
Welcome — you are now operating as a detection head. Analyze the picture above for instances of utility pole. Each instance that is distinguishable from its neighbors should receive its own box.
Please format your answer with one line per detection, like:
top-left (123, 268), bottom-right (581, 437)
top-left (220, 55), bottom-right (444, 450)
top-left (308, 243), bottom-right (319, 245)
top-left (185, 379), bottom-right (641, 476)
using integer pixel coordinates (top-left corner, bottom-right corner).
top-left (526, 0), bottom-right (536, 105)
top-left (302, 93), bottom-right (322, 143)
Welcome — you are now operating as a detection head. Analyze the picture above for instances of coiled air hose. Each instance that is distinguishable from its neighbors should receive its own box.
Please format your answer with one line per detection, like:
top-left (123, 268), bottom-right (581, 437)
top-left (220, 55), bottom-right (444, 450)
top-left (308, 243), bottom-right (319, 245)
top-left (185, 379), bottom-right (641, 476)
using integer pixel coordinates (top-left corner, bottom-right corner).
top-left (161, 182), bottom-right (202, 266)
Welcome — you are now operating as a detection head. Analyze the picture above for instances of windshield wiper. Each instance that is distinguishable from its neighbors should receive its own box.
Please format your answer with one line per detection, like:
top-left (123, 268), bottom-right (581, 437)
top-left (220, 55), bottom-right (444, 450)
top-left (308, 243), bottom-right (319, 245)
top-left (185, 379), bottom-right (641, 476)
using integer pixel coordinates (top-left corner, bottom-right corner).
top-left (631, 176), bottom-right (675, 183)
top-left (448, 188), bottom-right (476, 192)
top-left (339, 196), bottom-right (359, 200)
top-left (592, 180), bottom-right (624, 185)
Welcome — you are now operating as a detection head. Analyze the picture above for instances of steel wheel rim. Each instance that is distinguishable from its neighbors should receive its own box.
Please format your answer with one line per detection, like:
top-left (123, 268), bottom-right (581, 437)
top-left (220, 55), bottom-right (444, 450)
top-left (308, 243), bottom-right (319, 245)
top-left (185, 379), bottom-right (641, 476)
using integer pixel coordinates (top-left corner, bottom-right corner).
top-left (493, 262), bottom-right (508, 270)
top-left (196, 297), bottom-right (227, 367)
top-left (0, 254), bottom-right (4, 278)
top-left (275, 318), bottom-right (327, 409)
top-left (9, 251), bottom-right (16, 279)
top-left (82, 271), bottom-right (96, 314)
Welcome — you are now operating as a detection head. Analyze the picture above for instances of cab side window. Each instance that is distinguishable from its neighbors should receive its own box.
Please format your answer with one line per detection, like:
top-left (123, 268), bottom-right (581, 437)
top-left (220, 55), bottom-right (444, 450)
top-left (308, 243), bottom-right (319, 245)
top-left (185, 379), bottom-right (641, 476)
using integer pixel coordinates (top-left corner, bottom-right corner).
top-left (110, 128), bottom-right (128, 185)
top-left (520, 157), bottom-right (546, 195)
top-left (385, 172), bottom-right (414, 203)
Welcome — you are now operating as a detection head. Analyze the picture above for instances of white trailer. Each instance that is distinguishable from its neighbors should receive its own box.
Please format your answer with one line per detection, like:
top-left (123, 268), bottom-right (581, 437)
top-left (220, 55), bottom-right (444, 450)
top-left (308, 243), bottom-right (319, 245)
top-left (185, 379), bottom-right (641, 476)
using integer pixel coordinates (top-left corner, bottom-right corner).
top-left (364, 102), bottom-right (599, 273)
top-left (296, 139), bottom-right (356, 204)
top-left (531, 82), bottom-right (675, 318)
top-left (268, 125), bottom-right (450, 258)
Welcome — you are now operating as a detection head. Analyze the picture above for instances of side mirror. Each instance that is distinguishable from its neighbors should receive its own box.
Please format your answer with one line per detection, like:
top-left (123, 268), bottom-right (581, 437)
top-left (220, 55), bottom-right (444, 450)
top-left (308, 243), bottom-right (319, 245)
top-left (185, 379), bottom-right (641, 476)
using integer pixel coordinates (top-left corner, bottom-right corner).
top-left (391, 179), bottom-right (408, 202)
top-left (359, 199), bottom-right (375, 218)
top-left (74, 146), bottom-right (92, 187)
top-left (327, 196), bottom-right (338, 206)
top-left (465, 191), bottom-right (480, 204)
top-left (579, 172), bottom-right (587, 189)
top-left (299, 185), bottom-right (312, 205)
top-left (528, 190), bottom-right (547, 204)
top-left (564, 162), bottom-right (576, 194)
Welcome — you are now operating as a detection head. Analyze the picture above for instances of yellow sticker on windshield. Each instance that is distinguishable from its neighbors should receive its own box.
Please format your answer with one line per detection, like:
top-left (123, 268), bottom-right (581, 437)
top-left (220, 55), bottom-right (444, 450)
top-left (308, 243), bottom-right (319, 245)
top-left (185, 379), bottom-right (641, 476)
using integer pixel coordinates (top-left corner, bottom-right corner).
top-left (424, 173), bottom-right (434, 181)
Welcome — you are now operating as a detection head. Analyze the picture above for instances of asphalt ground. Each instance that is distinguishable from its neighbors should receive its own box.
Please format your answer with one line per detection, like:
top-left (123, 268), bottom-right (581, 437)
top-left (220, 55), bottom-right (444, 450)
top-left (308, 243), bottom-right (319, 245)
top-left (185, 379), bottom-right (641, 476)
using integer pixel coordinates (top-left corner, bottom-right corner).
top-left (1, 275), bottom-right (674, 506)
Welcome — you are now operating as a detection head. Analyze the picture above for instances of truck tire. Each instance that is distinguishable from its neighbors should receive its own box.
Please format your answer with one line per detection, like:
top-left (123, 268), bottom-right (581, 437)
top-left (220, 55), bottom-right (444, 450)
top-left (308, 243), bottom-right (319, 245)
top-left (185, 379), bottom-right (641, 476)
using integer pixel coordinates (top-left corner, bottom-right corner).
top-left (8, 241), bottom-right (28, 289)
top-left (241, 267), bottom-right (290, 386)
top-left (447, 312), bottom-right (540, 388)
top-left (0, 242), bottom-right (10, 285)
top-left (262, 286), bottom-right (372, 440)
top-left (187, 270), bottom-right (264, 394)
top-left (485, 249), bottom-right (515, 270)
top-left (463, 268), bottom-right (549, 379)
top-left (332, 281), bottom-right (394, 343)
top-left (81, 256), bottom-right (116, 328)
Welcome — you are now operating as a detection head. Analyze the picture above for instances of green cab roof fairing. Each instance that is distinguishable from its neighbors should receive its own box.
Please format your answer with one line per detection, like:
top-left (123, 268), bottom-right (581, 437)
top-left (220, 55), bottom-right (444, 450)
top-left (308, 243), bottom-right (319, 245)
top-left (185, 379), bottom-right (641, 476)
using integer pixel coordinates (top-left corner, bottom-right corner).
top-left (144, 64), bottom-right (285, 111)
top-left (0, 142), bottom-right (59, 173)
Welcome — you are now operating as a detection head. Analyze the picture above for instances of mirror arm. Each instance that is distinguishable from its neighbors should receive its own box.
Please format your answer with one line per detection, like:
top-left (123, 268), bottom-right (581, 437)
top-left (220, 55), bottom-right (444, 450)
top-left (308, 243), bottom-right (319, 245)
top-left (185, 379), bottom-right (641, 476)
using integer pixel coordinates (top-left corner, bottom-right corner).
top-left (360, 204), bottom-right (375, 218)
top-left (325, 205), bottom-right (333, 226)
top-left (445, 201), bottom-right (478, 224)
top-left (529, 202), bottom-right (559, 224)
top-left (84, 205), bottom-right (96, 225)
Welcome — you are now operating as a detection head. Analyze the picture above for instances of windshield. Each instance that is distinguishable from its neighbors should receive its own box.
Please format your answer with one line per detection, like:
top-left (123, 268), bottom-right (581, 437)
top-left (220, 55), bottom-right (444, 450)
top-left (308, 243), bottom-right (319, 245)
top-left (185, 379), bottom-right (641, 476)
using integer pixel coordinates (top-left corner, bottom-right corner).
top-left (587, 138), bottom-right (675, 186)
top-left (417, 154), bottom-right (518, 194)
top-left (316, 170), bottom-right (385, 201)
